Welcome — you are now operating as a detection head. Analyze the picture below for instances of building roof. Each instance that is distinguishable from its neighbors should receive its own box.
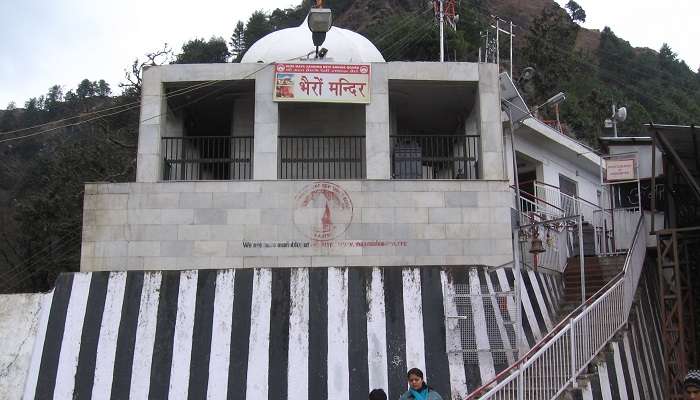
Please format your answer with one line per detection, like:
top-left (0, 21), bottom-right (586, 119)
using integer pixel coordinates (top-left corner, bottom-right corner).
top-left (241, 19), bottom-right (385, 64)
top-left (521, 117), bottom-right (601, 167)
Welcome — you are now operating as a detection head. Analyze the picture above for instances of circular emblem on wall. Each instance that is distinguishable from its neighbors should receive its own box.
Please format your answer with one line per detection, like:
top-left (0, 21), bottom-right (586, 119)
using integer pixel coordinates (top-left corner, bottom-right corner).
top-left (276, 64), bottom-right (286, 72)
top-left (359, 66), bottom-right (369, 74)
top-left (293, 182), bottom-right (354, 241)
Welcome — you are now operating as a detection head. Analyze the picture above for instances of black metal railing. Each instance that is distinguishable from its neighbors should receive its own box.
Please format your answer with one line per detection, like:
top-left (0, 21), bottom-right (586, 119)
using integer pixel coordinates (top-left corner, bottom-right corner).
top-left (390, 134), bottom-right (479, 179)
top-left (162, 136), bottom-right (253, 180)
top-left (278, 136), bottom-right (366, 179)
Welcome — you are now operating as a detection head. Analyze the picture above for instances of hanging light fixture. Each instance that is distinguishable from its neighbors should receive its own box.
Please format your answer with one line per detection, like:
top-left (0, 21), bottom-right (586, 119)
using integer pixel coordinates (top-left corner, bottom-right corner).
top-left (308, 2), bottom-right (333, 58)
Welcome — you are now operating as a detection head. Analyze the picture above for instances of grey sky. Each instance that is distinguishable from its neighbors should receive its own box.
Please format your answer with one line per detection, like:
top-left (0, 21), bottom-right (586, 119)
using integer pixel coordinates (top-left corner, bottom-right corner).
top-left (1, 0), bottom-right (698, 108)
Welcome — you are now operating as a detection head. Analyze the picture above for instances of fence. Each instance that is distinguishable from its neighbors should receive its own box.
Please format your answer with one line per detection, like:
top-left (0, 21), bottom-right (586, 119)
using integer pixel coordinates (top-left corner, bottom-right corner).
top-left (468, 215), bottom-right (646, 400)
top-left (278, 136), bottom-right (365, 179)
top-left (533, 182), bottom-right (600, 223)
top-left (390, 134), bottom-right (480, 179)
top-left (162, 136), bottom-right (253, 180)
top-left (446, 276), bottom-right (519, 368)
top-left (593, 206), bottom-right (641, 256)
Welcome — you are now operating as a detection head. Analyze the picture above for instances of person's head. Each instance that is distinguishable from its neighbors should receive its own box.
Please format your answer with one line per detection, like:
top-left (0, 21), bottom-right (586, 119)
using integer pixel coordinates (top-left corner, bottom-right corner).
top-left (685, 370), bottom-right (700, 399)
top-left (406, 368), bottom-right (425, 390)
top-left (368, 388), bottom-right (387, 400)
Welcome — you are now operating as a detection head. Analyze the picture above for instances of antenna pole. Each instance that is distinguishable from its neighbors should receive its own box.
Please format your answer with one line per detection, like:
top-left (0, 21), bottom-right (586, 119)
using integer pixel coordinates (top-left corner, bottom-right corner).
top-left (509, 20), bottom-right (514, 77)
top-left (439, 0), bottom-right (445, 62)
top-left (612, 103), bottom-right (618, 137)
top-left (495, 18), bottom-right (500, 70)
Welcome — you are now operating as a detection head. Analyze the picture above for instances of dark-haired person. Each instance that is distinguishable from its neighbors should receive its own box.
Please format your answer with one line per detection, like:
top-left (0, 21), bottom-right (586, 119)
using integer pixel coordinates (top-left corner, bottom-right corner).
top-left (369, 388), bottom-right (387, 400)
top-left (399, 368), bottom-right (443, 400)
top-left (686, 370), bottom-right (700, 399)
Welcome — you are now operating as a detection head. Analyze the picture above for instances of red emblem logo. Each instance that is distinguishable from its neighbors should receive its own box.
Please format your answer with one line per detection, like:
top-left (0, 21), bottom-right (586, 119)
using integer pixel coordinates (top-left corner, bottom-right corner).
top-left (293, 182), bottom-right (354, 241)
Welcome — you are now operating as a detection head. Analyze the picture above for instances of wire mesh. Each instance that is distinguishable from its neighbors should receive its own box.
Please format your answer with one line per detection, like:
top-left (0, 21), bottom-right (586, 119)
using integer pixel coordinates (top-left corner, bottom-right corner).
top-left (447, 281), bottom-right (518, 366)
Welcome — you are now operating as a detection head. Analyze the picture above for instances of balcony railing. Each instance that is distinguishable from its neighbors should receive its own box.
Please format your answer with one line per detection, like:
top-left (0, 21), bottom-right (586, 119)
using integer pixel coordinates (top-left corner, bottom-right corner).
top-left (390, 134), bottom-right (479, 179)
top-left (278, 136), bottom-right (366, 179)
top-left (162, 136), bottom-right (253, 181)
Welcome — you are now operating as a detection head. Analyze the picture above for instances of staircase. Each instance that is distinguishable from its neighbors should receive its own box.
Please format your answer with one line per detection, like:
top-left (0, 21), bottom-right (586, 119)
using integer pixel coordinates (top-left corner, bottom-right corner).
top-left (559, 255), bottom-right (625, 316)
top-left (465, 216), bottom-right (648, 399)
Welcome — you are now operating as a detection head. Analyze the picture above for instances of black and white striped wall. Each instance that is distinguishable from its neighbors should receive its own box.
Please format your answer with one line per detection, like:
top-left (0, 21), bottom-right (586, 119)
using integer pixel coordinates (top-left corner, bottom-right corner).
top-left (21, 266), bottom-right (565, 400)
top-left (572, 263), bottom-right (665, 400)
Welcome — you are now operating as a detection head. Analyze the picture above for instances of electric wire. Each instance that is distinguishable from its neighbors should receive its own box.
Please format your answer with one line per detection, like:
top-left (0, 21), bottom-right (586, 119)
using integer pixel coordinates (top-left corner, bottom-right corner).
top-left (0, 7), bottom-right (431, 141)
top-left (0, 230), bottom-right (82, 282)
top-left (2, 233), bottom-right (82, 284)
top-left (0, 57), bottom-right (292, 144)
top-left (0, 78), bottom-right (229, 137)
top-left (0, 232), bottom-right (82, 287)
top-left (5, 235), bottom-right (84, 291)
top-left (381, 16), bottom-right (437, 60)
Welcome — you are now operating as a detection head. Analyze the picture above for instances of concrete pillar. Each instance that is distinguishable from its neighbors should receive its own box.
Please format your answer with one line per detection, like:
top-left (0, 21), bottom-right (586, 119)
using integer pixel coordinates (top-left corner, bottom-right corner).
top-left (478, 63), bottom-right (506, 180)
top-left (136, 66), bottom-right (165, 182)
top-left (253, 67), bottom-right (279, 180)
top-left (365, 64), bottom-right (391, 179)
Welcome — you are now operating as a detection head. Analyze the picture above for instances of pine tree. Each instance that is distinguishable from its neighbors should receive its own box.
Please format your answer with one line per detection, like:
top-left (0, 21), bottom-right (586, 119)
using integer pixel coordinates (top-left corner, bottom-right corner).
top-left (230, 21), bottom-right (246, 62)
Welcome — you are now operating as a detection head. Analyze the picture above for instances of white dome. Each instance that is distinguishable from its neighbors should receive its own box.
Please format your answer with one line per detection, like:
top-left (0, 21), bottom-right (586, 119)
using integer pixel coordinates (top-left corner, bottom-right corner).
top-left (241, 20), bottom-right (385, 63)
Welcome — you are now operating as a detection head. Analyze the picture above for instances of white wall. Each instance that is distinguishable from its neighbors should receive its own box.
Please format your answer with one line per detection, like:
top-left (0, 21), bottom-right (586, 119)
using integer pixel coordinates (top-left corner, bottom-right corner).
top-left (511, 127), bottom-right (601, 206)
top-left (231, 97), bottom-right (254, 137)
top-left (608, 143), bottom-right (662, 179)
top-left (135, 62), bottom-right (502, 182)
top-left (0, 293), bottom-right (47, 399)
top-left (81, 180), bottom-right (514, 271)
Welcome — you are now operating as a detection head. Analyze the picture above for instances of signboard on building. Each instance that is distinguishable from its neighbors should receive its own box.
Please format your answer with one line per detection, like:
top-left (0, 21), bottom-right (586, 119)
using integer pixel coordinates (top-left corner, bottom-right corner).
top-left (273, 63), bottom-right (371, 104)
top-left (604, 158), bottom-right (636, 182)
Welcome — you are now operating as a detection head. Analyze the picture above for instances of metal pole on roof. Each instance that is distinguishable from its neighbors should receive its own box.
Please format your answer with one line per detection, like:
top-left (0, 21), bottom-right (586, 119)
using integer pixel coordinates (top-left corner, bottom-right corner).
top-left (507, 107), bottom-right (522, 213)
top-left (496, 18), bottom-right (500, 70)
top-left (509, 20), bottom-right (514, 77)
top-left (439, 0), bottom-right (445, 62)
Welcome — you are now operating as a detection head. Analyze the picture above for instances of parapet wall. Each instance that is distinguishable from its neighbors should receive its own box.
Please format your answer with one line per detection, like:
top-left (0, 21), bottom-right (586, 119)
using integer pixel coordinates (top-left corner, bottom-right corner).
top-left (0, 293), bottom-right (48, 399)
top-left (81, 180), bottom-right (513, 272)
top-left (21, 266), bottom-right (562, 399)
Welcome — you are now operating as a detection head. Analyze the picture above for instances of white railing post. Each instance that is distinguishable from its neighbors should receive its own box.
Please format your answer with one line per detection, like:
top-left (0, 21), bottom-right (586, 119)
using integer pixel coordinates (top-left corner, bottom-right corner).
top-left (570, 318), bottom-right (577, 387)
top-left (472, 215), bottom-right (645, 400)
top-left (578, 215), bottom-right (586, 304)
top-left (517, 364), bottom-right (524, 400)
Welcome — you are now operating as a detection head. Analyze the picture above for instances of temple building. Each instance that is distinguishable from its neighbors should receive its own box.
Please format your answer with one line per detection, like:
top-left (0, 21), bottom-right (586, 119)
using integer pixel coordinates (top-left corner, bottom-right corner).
top-left (4, 10), bottom-right (685, 400)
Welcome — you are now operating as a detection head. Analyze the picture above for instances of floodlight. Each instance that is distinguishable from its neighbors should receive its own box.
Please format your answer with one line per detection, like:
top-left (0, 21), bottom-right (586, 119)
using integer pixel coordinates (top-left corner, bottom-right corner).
top-left (308, 8), bottom-right (332, 47)
top-left (544, 92), bottom-right (566, 107)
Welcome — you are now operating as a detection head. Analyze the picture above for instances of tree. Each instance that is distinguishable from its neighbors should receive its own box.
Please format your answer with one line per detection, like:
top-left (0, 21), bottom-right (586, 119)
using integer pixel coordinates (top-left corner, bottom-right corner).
top-left (6, 101), bottom-right (16, 110)
top-left (44, 85), bottom-right (64, 115)
top-left (244, 11), bottom-right (274, 53)
top-left (77, 79), bottom-right (96, 99)
top-left (230, 21), bottom-right (246, 62)
top-left (120, 44), bottom-right (173, 98)
top-left (174, 37), bottom-right (229, 64)
top-left (519, 5), bottom-right (580, 101)
top-left (96, 80), bottom-right (111, 97)
top-left (565, 1), bottom-right (586, 23)
top-left (269, 4), bottom-right (307, 30)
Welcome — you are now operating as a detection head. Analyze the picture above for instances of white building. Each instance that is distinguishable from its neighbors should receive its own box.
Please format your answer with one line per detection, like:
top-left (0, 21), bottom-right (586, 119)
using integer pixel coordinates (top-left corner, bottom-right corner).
top-left (1, 16), bottom-right (666, 400)
top-left (81, 21), bottom-right (512, 272)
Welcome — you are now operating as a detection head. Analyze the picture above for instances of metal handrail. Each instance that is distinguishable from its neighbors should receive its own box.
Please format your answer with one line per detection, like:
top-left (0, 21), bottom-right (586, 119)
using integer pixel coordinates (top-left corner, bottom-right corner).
top-left (529, 180), bottom-right (603, 211)
top-left (467, 214), bottom-right (646, 399)
top-left (513, 187), bottom-right (567, 215)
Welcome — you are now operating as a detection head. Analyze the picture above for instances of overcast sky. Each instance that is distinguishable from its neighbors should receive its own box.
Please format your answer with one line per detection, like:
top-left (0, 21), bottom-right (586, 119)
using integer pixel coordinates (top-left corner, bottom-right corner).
top-left (1, 0), bottom-right (698, 108)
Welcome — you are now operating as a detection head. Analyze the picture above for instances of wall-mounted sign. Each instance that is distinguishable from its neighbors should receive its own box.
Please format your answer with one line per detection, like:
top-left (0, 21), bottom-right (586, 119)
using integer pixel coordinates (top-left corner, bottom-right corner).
top-left (605, 158), bottom-right (636, 182)
top-left (273, 63), bottom-right (371, 104)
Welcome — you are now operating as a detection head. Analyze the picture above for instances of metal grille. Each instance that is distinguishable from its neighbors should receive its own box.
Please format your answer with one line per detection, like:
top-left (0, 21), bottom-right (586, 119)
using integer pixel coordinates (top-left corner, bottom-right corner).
top-left (162, 136), bottom-right (253, 180)
top-left (447, 281), bottom-right (518, 366)
top-left (278, 136), bottom-right (366, 179)
top-left (390, 134), bottom-right (479, 179)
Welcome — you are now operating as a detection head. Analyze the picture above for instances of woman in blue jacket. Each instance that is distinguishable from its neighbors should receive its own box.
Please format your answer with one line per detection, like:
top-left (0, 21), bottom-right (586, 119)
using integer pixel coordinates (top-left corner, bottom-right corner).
top-left (399, 368), bottom-right (443, 400)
